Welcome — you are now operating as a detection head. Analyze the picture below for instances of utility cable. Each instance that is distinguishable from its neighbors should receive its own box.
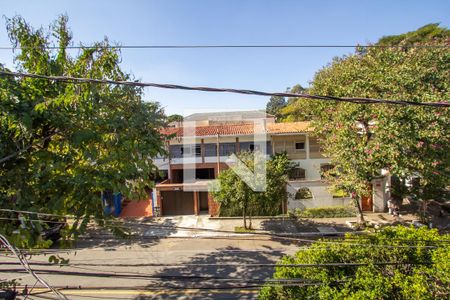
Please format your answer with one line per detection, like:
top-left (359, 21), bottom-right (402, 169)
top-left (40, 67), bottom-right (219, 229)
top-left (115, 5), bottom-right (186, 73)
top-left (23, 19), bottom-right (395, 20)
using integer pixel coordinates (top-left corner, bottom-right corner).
top-left (0, 44), bottom-right (448, 50)
top-left (0, 71), bottom-right (448, 107)
top-left (0, 234), bottom-right (68, 300)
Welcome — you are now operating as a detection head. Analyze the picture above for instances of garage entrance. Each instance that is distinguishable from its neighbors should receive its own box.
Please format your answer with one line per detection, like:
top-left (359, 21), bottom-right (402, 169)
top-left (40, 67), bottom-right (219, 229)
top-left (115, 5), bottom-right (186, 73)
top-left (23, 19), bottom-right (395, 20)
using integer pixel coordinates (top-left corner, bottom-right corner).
top-left (161, 191), bottom-right (195, 215)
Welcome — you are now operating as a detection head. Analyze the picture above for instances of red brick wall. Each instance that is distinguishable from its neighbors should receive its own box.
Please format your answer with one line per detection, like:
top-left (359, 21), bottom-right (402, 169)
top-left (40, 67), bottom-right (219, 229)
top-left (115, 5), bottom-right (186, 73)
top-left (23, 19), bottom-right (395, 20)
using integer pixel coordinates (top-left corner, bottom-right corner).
top-left (208, 193), bottom-right (220, 217)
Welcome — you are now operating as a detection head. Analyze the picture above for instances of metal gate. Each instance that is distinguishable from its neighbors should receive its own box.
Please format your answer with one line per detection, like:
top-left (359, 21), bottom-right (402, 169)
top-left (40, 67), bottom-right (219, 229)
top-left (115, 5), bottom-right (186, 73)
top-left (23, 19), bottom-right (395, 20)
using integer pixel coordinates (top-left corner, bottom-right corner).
top-left (161, 191), bottom-right (195, 215)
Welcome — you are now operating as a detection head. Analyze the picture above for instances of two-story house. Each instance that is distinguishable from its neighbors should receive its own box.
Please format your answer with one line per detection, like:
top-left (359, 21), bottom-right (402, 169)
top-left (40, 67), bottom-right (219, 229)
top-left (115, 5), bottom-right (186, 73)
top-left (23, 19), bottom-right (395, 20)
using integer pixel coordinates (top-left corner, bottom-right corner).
top-left (135, 110), bottom-right (388, 217)
top-left (117, 111), bottom-right (390, 217)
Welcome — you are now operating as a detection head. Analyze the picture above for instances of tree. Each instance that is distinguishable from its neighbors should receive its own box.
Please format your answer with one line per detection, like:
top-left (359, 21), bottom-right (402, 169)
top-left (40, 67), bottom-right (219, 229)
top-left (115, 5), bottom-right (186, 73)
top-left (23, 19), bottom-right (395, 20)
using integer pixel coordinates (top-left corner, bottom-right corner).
top-left (211, 152), bottom-right (294, 229)
top-left (167, 114), bottom-right (183, 123)
top-left (266, 95), bottom-right (287, 119)
top-left (377, 23), bottom-right (449, 47)
top-left (260, 226), bottom-right (450, 299)
top-left (282, 25), bottom-right (450, 221)
top-left (280, 84), bottom-right (312, 122)
top-left (0, 15), bottom-right (167, 247)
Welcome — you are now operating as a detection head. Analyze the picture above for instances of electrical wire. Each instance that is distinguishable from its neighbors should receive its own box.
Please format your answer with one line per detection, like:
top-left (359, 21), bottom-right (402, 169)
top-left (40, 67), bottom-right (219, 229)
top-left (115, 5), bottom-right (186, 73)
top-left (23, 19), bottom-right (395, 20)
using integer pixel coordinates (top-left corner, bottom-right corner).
top-left (0, 44), bottom-right (448, 50)
top-left (0, 234), bottom-right (68, 300)
top-left (3, 267), bottom-right (340, 283)
top-left (0, 71), bottom-right (448, 107)
top-left (0, 260), bottom-right (433, 268)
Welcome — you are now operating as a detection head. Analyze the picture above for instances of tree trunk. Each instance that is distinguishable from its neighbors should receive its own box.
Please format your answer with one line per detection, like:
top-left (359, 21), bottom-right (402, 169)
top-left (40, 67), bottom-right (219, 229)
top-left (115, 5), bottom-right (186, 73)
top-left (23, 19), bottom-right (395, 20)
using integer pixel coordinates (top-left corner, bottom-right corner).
top-left (354, 196), bottom-right (365, 223)
top-left (248, 210), bottom-right (253, 230)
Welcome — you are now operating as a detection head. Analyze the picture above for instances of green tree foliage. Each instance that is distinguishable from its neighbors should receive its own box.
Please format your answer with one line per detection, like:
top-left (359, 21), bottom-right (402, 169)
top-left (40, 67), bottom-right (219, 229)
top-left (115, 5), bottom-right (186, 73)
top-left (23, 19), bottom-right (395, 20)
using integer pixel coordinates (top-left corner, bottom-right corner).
top-left (0, 16), bottom-right (167, 247)
top-left (167, 114), bottom-right (183, 123)
top-left (280, 84), bottom-right (312, 122)
top-left (260, 226), bottom-right (450, 299)
top-left (212, 152), bottom-right (294, 228)
top-left (377, 23), bottom-right (449, 47)
top-left (282, 25), bottom-right (450, 219)
top-left (266, 96), bottom-right (287, 119)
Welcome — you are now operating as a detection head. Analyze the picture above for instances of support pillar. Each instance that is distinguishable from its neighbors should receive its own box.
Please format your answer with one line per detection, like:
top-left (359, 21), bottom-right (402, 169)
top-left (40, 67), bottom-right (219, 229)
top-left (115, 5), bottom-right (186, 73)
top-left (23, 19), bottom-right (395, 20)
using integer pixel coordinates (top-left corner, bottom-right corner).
top-left (194, 191), bottom-right (199, 215)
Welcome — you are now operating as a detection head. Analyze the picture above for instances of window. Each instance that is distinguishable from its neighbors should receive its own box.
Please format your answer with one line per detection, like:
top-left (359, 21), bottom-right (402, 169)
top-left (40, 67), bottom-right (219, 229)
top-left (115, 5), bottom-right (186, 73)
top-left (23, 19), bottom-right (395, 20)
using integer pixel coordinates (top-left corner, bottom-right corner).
top-left (180, 146), bottom-right (190, 155)
top-left (295, 142), bottom-right (305, 151)
top-left (195, 145), bottom-right (202, 157)
top-left (219, 143), bottom-right (236, 156)
top-left (180, 145), bottom-right (201, 157)
top-left (289, 168), bottom-right (306, 180)
top-left (295, 188), bottom-right (313, 200)
top-left (249, 143), bottom-right (260, 152)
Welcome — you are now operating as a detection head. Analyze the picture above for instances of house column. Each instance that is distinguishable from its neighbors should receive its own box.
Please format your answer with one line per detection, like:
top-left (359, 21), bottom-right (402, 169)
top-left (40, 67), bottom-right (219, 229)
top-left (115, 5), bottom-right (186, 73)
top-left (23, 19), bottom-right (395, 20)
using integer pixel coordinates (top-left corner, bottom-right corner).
top-left (194, 191), bottom-right (199, 215)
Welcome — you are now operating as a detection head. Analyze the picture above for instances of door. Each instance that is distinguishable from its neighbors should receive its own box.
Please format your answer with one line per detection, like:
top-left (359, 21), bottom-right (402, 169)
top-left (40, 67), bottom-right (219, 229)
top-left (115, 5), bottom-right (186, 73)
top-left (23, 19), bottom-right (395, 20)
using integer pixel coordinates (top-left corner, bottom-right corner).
top-left (361, 185), bottom-right (373, 211)
top-left (199, 192), bottom-right (209, 211)
top-left (361, 195), bottom-right (373, 211)
top-left (161, 191), bottom-right (195, 215)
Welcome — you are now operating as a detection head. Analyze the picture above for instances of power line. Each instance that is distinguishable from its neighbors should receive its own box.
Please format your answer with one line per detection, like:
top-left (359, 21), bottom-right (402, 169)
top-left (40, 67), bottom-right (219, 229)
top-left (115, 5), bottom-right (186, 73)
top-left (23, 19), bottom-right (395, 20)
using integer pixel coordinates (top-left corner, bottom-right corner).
top-left (0, 234), bottom-right (68, 300)
top-left (0, 71), bottom-right (448, 107)
top-left (0, 44), bottom-right (448, 50)
top-left (0, 260), bottom-right (433, 268)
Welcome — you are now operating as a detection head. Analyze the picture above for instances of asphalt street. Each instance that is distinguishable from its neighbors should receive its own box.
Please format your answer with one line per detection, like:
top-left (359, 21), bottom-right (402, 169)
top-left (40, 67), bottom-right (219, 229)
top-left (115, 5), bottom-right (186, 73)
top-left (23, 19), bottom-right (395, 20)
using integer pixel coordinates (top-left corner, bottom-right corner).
top-left (1, 236), bottom-right (300, 299)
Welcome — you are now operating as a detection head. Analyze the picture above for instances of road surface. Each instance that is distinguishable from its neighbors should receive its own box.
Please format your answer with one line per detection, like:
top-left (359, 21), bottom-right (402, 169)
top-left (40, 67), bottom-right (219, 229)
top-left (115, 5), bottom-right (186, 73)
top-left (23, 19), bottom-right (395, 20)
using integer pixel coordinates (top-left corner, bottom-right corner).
top-left (1, 235), bottom-right (301, 299)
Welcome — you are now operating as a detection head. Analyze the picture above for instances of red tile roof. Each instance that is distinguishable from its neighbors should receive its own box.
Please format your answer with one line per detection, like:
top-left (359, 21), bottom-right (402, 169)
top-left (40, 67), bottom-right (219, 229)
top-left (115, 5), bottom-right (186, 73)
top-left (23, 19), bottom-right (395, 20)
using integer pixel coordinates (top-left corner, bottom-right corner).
top-left (161, 121), bottom-right (312, 138)
top-left (268, 122), bottom-right (313, 134)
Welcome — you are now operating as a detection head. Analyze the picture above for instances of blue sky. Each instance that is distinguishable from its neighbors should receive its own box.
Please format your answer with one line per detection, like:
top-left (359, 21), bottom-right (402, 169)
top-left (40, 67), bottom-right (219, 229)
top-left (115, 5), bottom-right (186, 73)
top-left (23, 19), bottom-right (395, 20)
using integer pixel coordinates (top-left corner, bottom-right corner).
top-left (1, 0), bottom-right (449, 115)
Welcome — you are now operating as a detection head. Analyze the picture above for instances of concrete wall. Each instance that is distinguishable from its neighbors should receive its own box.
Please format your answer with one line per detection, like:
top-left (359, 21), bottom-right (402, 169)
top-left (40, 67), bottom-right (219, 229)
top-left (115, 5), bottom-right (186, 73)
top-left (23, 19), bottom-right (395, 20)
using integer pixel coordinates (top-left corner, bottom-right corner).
top-left (286, 181), bottom-right (352, 211)
top-left (372, 176), bottom-right (391, 213)
top-left (291, 158), bottom-right (331, 181)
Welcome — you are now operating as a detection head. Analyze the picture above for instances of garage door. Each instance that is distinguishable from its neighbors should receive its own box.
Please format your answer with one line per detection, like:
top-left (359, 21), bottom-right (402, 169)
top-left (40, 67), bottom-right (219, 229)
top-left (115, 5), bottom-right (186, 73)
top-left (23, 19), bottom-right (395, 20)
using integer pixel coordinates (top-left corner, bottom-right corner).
top-left (161, 191), bottom-right (195, 215)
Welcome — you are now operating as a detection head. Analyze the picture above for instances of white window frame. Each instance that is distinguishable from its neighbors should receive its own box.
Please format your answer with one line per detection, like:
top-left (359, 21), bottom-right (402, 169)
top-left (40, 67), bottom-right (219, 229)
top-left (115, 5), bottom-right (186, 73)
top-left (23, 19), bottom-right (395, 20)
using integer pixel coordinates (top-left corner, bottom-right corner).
top-left (294, 141), bottom-right (306, 152)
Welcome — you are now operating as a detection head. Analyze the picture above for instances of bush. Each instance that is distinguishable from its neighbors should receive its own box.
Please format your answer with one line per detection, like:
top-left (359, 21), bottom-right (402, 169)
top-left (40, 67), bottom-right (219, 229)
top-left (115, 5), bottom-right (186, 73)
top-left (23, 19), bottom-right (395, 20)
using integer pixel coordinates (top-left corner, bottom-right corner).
top-left (259, 226), bottom-right (450, 300)
top-left (293, 206), bottom-right (356, 218)
top-left (234, 226), bottom-right (255, 233)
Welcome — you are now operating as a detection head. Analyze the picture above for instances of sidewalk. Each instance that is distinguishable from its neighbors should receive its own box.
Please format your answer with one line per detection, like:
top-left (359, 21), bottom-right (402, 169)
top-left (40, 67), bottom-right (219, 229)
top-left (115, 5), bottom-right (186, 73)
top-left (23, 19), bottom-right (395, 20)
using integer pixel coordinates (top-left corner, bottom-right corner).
top-left (81, 212), bottom-right (421, 242)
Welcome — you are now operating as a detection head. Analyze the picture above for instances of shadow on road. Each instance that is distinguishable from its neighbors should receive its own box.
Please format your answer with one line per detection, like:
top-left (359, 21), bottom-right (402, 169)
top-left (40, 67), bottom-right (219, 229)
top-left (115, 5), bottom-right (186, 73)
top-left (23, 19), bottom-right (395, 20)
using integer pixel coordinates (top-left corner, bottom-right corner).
top-left (134, 246), bottom-right (285, 299)
top-left (70, 218), bottom-right (178, 249)
top-left (260, 218), bottom-right (353, 246)
top-left (261, 218), bottom-right (352, 233)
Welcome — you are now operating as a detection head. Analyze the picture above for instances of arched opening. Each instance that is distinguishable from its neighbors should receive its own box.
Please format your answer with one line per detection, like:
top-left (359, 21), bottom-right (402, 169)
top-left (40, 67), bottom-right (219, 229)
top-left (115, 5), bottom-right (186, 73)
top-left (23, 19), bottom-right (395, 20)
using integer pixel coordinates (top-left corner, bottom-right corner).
top-left (295, 187), bottom-right (313, 200)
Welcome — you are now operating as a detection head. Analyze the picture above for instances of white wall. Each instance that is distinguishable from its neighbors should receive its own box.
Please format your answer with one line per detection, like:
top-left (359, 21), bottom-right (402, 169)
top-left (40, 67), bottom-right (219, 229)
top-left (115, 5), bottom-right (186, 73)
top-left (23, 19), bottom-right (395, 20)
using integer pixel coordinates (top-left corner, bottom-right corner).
top-left (287, 181), bottom-right (352, 211)
top-left (372, 176), bottom-right (390, 213)
top-left (291, 158), bottom-right (331, 180)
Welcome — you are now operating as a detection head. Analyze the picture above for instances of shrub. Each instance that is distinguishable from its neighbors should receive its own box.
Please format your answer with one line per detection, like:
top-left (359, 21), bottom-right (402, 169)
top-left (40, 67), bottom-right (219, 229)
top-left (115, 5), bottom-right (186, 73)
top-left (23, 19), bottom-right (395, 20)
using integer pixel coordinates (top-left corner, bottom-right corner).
top-left (294, 206), bottom-right (356, 218)
top-left (259, 226), bottom-right (450, 299)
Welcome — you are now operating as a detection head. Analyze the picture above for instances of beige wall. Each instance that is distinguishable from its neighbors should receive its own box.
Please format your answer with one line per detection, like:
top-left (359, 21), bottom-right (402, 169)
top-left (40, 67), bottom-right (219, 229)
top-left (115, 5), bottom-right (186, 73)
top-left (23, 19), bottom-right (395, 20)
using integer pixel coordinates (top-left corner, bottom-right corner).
top-left (271, 135), bottom-right (307, 159)
top-left (309, 137), bottom-right (326, 159)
